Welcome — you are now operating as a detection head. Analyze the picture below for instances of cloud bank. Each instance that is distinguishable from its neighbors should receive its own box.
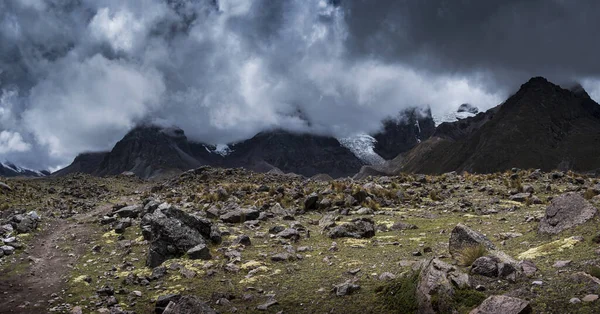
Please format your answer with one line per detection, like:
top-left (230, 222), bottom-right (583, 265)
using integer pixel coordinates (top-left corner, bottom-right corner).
top-left (1, 0), bottom-right (599, 169)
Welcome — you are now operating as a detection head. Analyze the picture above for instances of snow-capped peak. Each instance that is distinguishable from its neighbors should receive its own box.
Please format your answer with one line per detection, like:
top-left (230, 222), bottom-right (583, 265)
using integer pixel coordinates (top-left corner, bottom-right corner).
top-left (1, 161), bottom-right (45, 176)
top-left (204, 144), bottom-right (234, 157)
top-left (338, 134), bottom-right (386, 165)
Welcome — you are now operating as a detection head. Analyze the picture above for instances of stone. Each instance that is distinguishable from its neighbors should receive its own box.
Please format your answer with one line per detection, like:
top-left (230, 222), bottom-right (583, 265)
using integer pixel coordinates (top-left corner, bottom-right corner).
top-left (156, 294), bottom-right (182, 313)
top-left (114, 205), bottom-right (142, 218)
top-left (498, 263), bottom-right (518, 282)
top-left (71, 306), bottom-right (83, 314)
top-left (162, 295), bottom-right (217, 314)
top-left (142, 206), bottom-right (213, 267)
top-left (582, 294), bottom-right (599, 302)
top-left (0, 245), bottom-right (15, 255)
top-left (328, 218), bottom-right (375, 239)
top-left (187, 244), bottom-right (211, 260)
top-left (114, 218), bottom-right (132, 234)
top-left (150, 266), bottom-right (167, 281)
top-left (471, 256), bottom-right (499, 278)
top-left (271, 253), bottom-right (294, 262)
top-left (276, 228), bottom-right (300, 241)
top-left (390, 221), bottom-right (419, 230)
top-left (469, 295), bottom-right (532, 314)
top-left (519, 260), bottom-right (537, 277)
top-left (304, 193), bottom-right (319, 211)
top-left (416, 258), bottom-right (470, 314)
top-left (553, 260), bottom-right (572, 268)
top-left (539, 192), bottom-right (597, 234)
top-left (233, 235), bottom-right (251, 246)
top-left (379, 272), bottom-right (396, 281)
top-left (449, 224), bottom-right (518, 265)
top-left (332, 280), bottom-right (361, 296)
top-left (0, 182), bottom-right (12, 191)
top-left (532, 280), bottom-right (543, 286)
top-left (256, 298), bottom-right (278, 311)
top-left (570, 298), bottom-right (581, 304)
top-left (219, 207), bottom-right (260, 223)
top-left (509, 193), bottom-right (531, 202)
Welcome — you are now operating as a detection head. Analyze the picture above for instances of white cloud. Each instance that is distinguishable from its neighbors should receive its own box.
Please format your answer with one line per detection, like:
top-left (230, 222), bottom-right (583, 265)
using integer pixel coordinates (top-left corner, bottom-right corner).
top-left (23, 54), bottom-right (165, 159)
top-left (0, 131), bottom-right (31, 154)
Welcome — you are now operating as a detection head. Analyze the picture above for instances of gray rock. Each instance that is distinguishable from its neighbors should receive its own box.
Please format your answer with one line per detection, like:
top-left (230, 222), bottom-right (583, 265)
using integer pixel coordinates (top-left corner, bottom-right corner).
top-left (0, 245), bottom-right (15, 255)
top-left (187, 244), bottom-right (211, 260)
top-left (271, 253), bottom-right (294, 262)
top-left (0, 182), bottom-right (12, 191)
top-left (114, 218), bottom-right (132, 234)
top-left (553, 260), bottom-right (572, 268)
top-left (142, 206), bottom-right (213, 267)
top-left (570, 298), bottom-right (581, 304)
top-left (162, 295), bottom-right (217, 314)
top-left (471, 256), bottom-right (499, 277)
top-left (539, 192), bottom-right (597, 234)
top-left (256, 298), bottom-right (278, 311)
top-left (379, 272), bottom-right (396, 281)
top-left (114, 205), bottom-right (142, 218)
top-left (519, 260), bottom-right (537, 277)
top-left (449, 224), bottom-right (518, 265)
top-left (233, 234), bottom-right (251, 246)
top-left (332, 280), bottom-right (361, 296)
top-left (220, 207), bottom-right (260, 223)
top-left (582, 294), bottom-right (598, 302)
top-left (0, 224), bottom-right (13, 236)
top-left (469, 295), bottom-right (532, 314)
top-left (328, 218), bottom-right (375, 239)
top-left (509, 193), bottom-right (531, 202)
top-left (304, 193), bottom-right (319, 211)
top-left (355, 207), bottom-right (374, 215)
top-left (391, 221), bottom-right (418, 230)
top-left (276, 228), bottom-right (300, 241)
top-left (417, 258), bottom-right (470, 314)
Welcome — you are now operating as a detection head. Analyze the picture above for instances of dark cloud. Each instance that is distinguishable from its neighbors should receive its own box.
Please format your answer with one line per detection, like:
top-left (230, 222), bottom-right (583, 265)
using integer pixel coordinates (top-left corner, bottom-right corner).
top-left (0, 0), bottom-right (598, 170)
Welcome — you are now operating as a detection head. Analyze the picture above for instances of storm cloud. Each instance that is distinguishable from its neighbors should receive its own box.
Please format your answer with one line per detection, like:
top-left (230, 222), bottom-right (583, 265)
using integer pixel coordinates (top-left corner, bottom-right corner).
top-left (1, 0), bottom-right (599, 170)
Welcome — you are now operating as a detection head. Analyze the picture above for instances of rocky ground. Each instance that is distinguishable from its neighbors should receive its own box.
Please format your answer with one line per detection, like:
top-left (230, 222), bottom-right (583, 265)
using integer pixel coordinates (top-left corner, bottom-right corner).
top-left (1, 168), bottom-right (600, 313)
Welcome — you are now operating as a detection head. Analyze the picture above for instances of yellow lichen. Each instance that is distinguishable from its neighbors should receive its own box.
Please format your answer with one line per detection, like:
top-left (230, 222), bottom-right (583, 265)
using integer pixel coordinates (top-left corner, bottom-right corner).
top-left (517, 237), bottom-right (581, 259)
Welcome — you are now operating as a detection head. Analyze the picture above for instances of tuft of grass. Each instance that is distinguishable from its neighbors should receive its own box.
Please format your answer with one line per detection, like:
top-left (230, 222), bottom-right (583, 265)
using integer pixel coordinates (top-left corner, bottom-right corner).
top-left (455, 245), bottom-right (487, 266)
top-left (378, 270), bottom-right (420, 313)
top-left (583, 189), bottom-right (597, 200)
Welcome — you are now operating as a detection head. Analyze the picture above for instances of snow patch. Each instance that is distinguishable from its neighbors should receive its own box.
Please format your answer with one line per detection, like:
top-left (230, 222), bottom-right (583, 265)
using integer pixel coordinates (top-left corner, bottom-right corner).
top-left (338, 134), bottom-right (386, 165)
top-left (1, 161), bottom-right (45, 176)
top-left (204, 144), bottom-right (233, 157)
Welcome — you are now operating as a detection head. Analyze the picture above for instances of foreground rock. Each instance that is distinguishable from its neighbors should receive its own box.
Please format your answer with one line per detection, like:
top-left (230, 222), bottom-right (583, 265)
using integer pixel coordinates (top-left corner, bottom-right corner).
top-left (417, 258), bottom-right (470, 314)
top-left (142, 206), bottom-right (216, 267)
top-left (469, 295), bottom-right (532, 314)
top-left (538, 192), bottom-right (597, 234)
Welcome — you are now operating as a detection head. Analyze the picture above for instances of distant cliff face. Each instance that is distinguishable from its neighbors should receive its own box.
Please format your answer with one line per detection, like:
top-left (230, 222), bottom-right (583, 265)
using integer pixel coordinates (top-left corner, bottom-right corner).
top-left (394, 77), bottom-right (600, 174)
top-left (373, 107), bottom-right (436, 160)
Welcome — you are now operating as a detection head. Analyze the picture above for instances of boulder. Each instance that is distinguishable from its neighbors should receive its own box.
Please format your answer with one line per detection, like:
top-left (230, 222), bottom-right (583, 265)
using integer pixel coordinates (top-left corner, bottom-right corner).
top-left (332, 280), bottom-right (361, 296)
top-left (509, 193), bottom-right (531, 202)
top-left (304, 193), bottom-right (319, 211)
top-left (469, 295), bottom-right (532, 314)
top-left (12, 212), bottom-right (40, 234)
top-left (114, 205), bottom-right (142, 218)
top-left (187, 244), bottom-right (211, 260)
top-left (162, 296), bottom-right (217, 314)
top-left (0, 182), bottom-right (11, 191)
top-left (416, 258), bottom-right (470, 314)
top-left (142, 206), bottom-right (214, 267)
top-left (219, 207), bottom-right (260, 223)
top-left (449, 224), bottom-right (518, 265)
top-left (539, 192), bottom-right (597, 234)
top-left (328, 218), bottom-right (375, 239)
top-left (471, 256), bottom-right (499, 278)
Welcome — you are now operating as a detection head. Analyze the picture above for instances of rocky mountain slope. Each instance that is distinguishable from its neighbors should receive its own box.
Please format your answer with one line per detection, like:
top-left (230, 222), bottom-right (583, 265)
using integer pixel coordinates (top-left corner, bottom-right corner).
top-left (373, 107), bottom-right (436, 160)
top-left (55, 107), bottom-right (434, 179)
top-left (2, 168), bottom-right (600, 313)
top-left (0, 161), bottom-right (47, 178)
top-left (359, 77), bottom-right (600, 177)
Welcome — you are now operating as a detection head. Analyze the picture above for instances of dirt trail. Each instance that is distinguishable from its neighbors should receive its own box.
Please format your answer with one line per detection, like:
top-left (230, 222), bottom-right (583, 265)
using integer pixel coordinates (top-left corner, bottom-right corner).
top-left (0, 202), bottom-right (117, 313)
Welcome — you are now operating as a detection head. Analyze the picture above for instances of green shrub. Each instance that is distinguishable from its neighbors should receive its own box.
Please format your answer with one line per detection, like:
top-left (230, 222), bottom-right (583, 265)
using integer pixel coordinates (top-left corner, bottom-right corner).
top-left (378, 271), bottom-right (420, 313)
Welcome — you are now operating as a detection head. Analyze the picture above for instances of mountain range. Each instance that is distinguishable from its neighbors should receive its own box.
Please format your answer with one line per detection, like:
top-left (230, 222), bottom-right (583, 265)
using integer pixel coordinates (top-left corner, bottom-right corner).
top-left (52, 106), bottom-right (435, 179)
top-left (4, 77), bottom-right (600, 179)
top-left (357, 77), bottom-right (600, 178)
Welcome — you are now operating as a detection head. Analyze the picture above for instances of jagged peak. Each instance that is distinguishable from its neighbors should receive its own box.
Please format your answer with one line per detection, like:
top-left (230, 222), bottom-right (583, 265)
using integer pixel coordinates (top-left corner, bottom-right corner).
top-left (569, 83), bottom-right (591, 99)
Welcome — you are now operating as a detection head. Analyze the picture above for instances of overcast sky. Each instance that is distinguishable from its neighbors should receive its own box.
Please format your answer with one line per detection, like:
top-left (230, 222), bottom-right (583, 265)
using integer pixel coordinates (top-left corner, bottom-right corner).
top-left (1, 0), bottom-right (600, 170)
